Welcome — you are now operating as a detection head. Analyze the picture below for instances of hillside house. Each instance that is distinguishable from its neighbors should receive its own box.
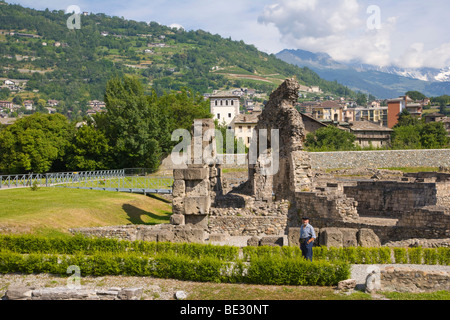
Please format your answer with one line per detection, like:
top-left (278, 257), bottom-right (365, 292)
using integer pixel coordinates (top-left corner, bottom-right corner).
top-left (311, 100), bottom-right (343, 122)
top-left (47, 100), bottom-right (59, 107)
top-left (349, 120), bottom-right (393, 148)
top-left (23, 100), bottom-right (34, 110)
top-left (355, 106), bottom-right (388, 127)
top-left (210, 95), bottom-right (240, 127)
top-left (387, 95), bottom-right (424, 128)
top-left (0, 100), bottom-right (13, 109)
top-left (232, 111), bottom-right (260, 148)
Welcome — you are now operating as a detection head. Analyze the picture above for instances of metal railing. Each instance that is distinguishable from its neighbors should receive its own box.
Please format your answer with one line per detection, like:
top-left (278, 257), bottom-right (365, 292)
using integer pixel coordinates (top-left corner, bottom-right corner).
top-left (0, 169), bottom-right (174, 195)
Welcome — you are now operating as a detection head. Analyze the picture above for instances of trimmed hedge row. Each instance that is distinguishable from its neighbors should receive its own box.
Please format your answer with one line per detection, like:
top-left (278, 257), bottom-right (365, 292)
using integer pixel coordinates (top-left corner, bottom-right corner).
top-left (243, 246), bottom-right (450, 265)
top-left (0, 235), bottom-right (239, 261)
top-left (0, 250), bottom-right (350, 286)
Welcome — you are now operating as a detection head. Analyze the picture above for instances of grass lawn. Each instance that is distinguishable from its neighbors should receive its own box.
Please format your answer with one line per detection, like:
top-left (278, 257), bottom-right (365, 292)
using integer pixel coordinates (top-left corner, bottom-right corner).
top-left (0, 187), bottom-right (172, 237)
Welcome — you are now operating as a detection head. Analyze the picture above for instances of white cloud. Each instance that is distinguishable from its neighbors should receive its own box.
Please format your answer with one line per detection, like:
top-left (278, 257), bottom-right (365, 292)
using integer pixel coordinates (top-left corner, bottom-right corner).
top-left (396, 42), bottom-right (450, 69)
top-left (258, 0), bottom-right (397, 66)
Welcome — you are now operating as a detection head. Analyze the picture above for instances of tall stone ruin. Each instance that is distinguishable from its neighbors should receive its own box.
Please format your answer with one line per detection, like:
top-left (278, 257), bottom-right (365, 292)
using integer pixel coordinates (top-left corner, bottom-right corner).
top-left (171, 118), bottom-right (223, 228)
top-left (248, 78), bottom-right (313, 202)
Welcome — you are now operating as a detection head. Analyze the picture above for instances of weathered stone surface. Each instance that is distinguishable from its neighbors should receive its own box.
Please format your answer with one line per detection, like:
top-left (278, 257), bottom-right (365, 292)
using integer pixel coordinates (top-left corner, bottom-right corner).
top-left (118, 288), bottom-right (143, 300)
top-left (357, 228), bottom-right (381, 248)
top-left (340, 228), bottom-right (358, 247)
top-left (4, 286), bottom-right (144, 300)
top-left (172, 180), bottom-right (185, 198)
top-left (175, 291), bottom-right (188, 300)
top-left (247, 236), bottom-right (260, 247)
top-left (337, 279), bottom-right (356, 291)
top-left (170, 214), bottom-right (185, 226)
top-left (5, 286), bottom-right (33, 300)
top-left (184, 196), bottom-right (211, 215)
top-left (380, 267), bottom-right (450, 293)
top-left (209, 233), bottom-right (227, 242)
top-left (288, 227), bottom-right (301, 247)
top-left (320, 228), bottom-right (343, 248)
top-left (259, 236), bottom-right (284, 247)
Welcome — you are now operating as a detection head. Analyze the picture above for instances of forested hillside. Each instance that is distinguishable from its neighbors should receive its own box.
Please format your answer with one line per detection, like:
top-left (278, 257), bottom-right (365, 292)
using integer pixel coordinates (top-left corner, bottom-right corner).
top-left (0, 1), bottom-right (355, 118)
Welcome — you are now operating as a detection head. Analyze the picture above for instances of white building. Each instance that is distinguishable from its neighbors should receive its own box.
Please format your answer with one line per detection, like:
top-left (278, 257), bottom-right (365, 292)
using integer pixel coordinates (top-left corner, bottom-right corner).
top-left (209, 95), bottom-right (240, 127)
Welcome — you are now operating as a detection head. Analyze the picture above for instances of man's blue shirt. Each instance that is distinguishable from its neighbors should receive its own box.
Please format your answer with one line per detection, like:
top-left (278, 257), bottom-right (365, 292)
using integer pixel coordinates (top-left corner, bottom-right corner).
top-left (300, 223), bottom-right (316, 239)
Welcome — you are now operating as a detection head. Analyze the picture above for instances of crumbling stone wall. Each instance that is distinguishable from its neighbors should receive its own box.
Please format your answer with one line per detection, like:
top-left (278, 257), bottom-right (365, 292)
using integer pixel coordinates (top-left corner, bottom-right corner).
top-left (247, 78), bottom-right (313, 202)
top-left (343, 181), bottom-right (439, 218)
top-left (381, 267), bottom-right (450, 293)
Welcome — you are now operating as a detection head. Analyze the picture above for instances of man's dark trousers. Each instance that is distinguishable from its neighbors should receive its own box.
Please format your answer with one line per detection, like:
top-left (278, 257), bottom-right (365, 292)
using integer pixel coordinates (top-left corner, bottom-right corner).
top-left (301, 239), bottom-right (313, 261)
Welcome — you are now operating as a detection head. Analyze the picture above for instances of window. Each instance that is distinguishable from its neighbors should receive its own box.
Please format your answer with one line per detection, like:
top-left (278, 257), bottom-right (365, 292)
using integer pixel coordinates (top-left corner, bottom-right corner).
top-left (228, 113), bottom-right (232, 118)
top-left (226, 100), bottom-right (228, 106)
top-left (247, 126), bottom-right (251, 132)
top-left (217, 113), bottom-right (220, 119)
top-left (239, 126), bottom-right (243, 132)
top-left (215, 100), bottom-right (218, 106)
top-left (231, 100), bottom-right (234, 106)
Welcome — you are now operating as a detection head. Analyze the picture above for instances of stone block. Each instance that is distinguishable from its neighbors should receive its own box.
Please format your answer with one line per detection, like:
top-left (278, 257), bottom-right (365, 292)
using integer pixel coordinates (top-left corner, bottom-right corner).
top-left (341, 228), bottom-right (358, 247)
top-left (172, 180), bottom-right (185, 198)
top-left (337, 279), bottom-right (357, 291)
top-left (170, 214), bottom-right (185, 226)
top-left (209, 233), bottom-right (227, 242)
top-left (172, 197), bottom-right (184, 215)
top-left (184, 196), bottom-right (211, 215)
top-left (357, 228), bottom-right (381, 247)
top-left (288, 227), bottom-right (301, 247)
top-left (172, 227), bottom-right (205, 244)
top-left (185, 179), bottom-right (209, 196)
top-left (320, 228), bottom-right (343, 248)
top-left (259, 236), bottom-right (284, 247)
top-left (137, 228), bottom-right (158, 242)
top-left (247, 236), bottom-right (260, 247)
top-left (157, 230), bottom-right (174, 243)
top-left (5, 286), bottom-right (33, 300)
top-left (184, 168), bottom-right (208, 181)
top-left (118, 288), bottom-right (143, 300)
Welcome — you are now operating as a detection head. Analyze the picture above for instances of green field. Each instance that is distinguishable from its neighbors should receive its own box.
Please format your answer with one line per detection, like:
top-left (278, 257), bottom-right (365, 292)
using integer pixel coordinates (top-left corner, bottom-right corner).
top-left (0, 187), bottom-right (172, 237)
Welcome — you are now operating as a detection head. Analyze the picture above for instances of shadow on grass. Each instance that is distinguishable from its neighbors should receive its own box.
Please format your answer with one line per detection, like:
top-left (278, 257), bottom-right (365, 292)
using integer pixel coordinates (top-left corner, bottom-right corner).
top-left (122, 203), bottom-right (171, 225)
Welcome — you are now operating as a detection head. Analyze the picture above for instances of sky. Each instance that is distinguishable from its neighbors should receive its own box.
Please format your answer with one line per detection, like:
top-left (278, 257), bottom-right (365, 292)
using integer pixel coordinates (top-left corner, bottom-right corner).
top-left (6, 0), bottom-right (450, 69)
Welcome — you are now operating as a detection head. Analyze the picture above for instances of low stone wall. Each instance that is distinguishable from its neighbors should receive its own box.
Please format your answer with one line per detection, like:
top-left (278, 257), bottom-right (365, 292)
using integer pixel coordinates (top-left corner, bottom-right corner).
top-left (344, 181), bottom-right (438, 218)
top-left (207, 216), bottom-right (288, 236)
top-left (70, 224), bottom-right (206, 244)
top-left (397, 206), bottom-right (450, 229)
top-left (381, 266), bottom-right (450, 293)
top-left (309, 149), bottom-right (450, 170)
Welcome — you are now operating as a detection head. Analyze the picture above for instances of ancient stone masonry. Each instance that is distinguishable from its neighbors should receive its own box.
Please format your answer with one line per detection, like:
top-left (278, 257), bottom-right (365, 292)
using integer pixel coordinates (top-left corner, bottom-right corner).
top-left (72, 79), bottom-right (450, 248)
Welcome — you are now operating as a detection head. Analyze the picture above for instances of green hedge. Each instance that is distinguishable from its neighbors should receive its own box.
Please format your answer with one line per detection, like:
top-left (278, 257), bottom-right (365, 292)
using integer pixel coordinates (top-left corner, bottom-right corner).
top-left (0, 235), bottom-right (239, 261)
top-left (0, 250), bottom-right (349, 286)
top-left (243, 246), bottom-right (449, 265)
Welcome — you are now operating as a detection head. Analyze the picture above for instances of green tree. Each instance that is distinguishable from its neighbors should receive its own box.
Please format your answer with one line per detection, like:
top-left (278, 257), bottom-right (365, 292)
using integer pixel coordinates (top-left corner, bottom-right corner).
top-left (98, 75), bottom-right (163, 171)
top-left (405, 91), bottom-right (427, 101)
top-left (0, 113), bottom-right (73, 173)
top-left (394, 109), bottom-right (420, 128)
top-left (419, 122), bottom-right (448, 149)
top-left (305, 126), bottom-right (356, 151)
top-left (391, 125), bottom-right (422, 150)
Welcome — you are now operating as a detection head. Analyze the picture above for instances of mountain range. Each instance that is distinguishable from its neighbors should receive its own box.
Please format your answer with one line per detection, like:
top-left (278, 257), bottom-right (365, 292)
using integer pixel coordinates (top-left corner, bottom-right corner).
top-left (276, 49), bottom-right (450, 99)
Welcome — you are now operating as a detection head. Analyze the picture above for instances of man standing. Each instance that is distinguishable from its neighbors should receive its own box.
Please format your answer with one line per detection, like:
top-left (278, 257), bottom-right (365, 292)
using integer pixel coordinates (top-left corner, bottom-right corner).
top-left (300, 217), bottom-right (316, 261)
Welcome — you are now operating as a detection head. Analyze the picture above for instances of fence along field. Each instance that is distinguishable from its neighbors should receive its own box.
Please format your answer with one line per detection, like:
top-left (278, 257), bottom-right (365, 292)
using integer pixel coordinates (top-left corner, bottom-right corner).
top-left (0, 169), bottom-right (174, 195)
